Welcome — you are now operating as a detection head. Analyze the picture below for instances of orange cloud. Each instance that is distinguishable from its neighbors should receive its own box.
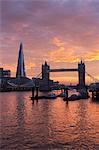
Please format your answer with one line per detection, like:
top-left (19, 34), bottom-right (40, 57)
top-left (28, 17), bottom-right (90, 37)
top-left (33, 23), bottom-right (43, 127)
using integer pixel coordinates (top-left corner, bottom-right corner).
top-left (49, 37), bottom-right (99, 63)
top-left (84, 50), bottom-right (99, 61)
top-left (53, 37), bottom-right (64, 47)
top-left (26, 62), bottom-right (36, 69)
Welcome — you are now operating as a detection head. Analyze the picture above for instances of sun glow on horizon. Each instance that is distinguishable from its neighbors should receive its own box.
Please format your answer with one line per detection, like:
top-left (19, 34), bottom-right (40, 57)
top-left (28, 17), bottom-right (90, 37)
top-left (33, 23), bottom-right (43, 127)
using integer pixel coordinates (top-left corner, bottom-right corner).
top-left (0, 0), bottom-right (99, 83)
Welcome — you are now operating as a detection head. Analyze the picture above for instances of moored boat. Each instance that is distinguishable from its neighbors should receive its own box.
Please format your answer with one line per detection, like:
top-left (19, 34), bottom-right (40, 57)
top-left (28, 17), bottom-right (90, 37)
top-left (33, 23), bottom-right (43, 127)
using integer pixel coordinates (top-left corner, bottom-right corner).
top-left (59, 92), bottom-right (67, 97)
top-left (46, 93), bottom-right (57, 99)
top-left (78, 91), bottom-right (89, 99)
top-left (68, 94), bottom-right (80, 101)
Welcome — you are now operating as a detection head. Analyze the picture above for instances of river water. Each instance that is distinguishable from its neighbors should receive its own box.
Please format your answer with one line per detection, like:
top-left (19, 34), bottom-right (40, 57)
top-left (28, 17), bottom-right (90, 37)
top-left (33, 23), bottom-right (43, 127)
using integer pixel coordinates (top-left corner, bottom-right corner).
top-left (0, 91), bottom-right (99, 150)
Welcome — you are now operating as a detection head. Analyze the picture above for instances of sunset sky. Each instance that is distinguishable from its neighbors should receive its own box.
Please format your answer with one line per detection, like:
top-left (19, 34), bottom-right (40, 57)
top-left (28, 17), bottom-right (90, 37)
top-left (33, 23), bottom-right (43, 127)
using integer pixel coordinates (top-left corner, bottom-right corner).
top-left (0, 0), bottom-right (99, 84)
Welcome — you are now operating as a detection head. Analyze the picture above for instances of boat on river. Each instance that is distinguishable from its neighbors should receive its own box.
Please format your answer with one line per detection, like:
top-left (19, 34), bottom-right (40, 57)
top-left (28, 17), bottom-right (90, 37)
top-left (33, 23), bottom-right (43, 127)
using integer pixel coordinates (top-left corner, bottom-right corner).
top-left (59, 92), bottom-right (67, 97)
top-left (45, 93), bottom-right (57, 99)
top-left (68, 94), bottom-right (80, 101)
top-left (64, 89), bottom-right (89, 101)
top-left (31, 92), bottom-right (57, 100)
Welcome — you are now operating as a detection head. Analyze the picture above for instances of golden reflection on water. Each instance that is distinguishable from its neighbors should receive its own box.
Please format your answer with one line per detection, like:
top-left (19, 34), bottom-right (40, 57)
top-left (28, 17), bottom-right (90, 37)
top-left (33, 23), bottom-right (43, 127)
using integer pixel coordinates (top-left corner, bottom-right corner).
top-left (0, 92), bottom-right (99, 149)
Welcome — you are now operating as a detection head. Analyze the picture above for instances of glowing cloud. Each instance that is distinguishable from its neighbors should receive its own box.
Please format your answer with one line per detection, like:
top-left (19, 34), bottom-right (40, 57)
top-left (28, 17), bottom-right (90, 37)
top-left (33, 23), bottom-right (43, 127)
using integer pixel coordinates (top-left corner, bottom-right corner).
top-left (0, 0), bottom-right (99, 82)
top-left (49, 37), bottom-right (99, 63)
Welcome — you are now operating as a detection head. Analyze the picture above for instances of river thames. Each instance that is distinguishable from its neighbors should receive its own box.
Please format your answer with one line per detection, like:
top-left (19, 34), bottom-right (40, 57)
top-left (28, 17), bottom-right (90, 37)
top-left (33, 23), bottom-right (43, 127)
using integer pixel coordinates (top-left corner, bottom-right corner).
top-left (0, 92), bottom-right (99, 150)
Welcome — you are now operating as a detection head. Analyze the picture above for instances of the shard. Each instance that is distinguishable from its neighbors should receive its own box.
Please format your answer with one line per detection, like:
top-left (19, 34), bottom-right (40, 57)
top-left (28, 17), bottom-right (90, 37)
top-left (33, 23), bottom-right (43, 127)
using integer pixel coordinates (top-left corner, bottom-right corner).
top-left (16, 43), bottom-right (26, 78)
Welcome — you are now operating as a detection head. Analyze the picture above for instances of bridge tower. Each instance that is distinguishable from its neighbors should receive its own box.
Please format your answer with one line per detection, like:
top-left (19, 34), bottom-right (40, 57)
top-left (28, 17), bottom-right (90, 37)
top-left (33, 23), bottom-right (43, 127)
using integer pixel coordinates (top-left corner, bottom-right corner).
top-left (78, 60), bottom-right (85, 87)
top-left (42, 61), bottom-right (50, 83)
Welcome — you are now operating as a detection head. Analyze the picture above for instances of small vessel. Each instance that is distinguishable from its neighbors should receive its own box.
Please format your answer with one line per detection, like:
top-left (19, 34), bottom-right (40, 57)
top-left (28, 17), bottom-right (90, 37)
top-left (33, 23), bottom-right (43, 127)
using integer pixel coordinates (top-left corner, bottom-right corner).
top-left (78, 89), bottom-right (90, 99)
top-left (78, 91), bottom-right (89, 99)
top-left (46, 93), bottom-right (57, 99)
top-left (68, 89), bottom-right (89, 101)
top-left (31, 92), bottom-right (57, 100)
top-left (68, 94), bottom-right (80, 101)
top-left (59, 92), bottom-right (67, 97)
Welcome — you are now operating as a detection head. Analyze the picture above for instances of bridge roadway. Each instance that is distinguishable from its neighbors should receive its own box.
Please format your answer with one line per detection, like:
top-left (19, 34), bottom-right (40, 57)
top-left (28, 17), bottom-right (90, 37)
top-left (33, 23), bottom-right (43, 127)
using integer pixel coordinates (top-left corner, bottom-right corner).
top-left (48, 68), bottom-right (78, 72)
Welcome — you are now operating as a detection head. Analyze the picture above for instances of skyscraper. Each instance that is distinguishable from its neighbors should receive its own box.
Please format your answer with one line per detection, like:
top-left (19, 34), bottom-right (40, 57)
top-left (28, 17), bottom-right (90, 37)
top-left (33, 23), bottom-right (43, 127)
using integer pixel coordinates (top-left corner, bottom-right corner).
top-left (16, 43), bottom-right (26, 78)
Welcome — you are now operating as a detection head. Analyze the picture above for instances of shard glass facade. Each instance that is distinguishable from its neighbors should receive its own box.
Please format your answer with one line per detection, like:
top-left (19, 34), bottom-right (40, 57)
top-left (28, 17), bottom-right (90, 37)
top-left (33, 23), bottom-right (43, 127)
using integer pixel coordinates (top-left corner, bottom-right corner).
top-left (16, 43), bottom-right (26, 78)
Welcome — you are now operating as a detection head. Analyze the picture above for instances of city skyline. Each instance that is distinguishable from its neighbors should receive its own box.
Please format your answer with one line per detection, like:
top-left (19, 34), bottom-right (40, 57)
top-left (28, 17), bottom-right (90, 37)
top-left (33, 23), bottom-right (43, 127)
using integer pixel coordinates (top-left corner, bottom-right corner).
top-left (0, 0), bottom-right (99, 84)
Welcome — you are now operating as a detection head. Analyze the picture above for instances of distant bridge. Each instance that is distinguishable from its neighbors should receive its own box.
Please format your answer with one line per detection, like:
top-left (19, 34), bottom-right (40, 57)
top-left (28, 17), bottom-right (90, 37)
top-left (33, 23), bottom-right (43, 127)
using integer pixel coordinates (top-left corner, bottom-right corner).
top-left (36, 61), bottom-right (99, 90)
top-left (41, 60), bottom-right (85, 88)
top-left (49, 68), bottom-right (78, 72)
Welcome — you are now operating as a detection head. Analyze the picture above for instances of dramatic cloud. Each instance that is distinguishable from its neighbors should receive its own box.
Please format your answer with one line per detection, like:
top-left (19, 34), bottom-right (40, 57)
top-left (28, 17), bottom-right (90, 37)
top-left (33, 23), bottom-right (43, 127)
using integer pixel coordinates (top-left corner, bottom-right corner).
top-left (49, 37), bottom-right (99, 63)
top-left (0, 0), bottom-right (99, 83)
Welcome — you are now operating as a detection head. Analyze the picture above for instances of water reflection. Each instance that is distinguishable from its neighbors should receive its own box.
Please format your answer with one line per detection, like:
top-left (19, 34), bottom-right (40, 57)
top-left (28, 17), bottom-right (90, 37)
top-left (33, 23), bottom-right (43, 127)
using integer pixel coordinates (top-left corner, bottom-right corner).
top-left (0, 92), bottom-right (99, 149)
top-left (15, 93), bottom-right (25, 149)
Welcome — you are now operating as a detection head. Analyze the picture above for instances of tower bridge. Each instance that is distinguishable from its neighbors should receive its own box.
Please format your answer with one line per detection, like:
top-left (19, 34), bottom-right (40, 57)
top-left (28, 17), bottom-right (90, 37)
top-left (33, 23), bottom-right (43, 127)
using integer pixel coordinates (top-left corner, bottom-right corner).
top-left (42, 60), bottom-right (85, 88)
top-left (49, 68), bottom-right (78, 72)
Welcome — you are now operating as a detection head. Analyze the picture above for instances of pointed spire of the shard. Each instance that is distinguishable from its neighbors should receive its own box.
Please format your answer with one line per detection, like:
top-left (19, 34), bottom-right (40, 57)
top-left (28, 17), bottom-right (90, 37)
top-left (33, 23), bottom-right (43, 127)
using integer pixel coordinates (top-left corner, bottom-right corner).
top-left (16, 43), bottom-right (26, 78)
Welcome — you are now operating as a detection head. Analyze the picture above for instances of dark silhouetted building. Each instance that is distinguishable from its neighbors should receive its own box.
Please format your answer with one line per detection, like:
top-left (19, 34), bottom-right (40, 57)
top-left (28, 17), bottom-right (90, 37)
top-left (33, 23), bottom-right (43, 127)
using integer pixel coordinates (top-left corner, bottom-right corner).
top-left (0, 43), bottom-right (34, 91)
top-left (0, 68), bottom-right (11, 91)
top-left (16, 43), bottom-right (26, 78)
top-left (0, 68), bottom-right (11, 77)
top-left (78, 60), bottom-right (85, 87)
top-left (32, 61), bottom-right (55, 91)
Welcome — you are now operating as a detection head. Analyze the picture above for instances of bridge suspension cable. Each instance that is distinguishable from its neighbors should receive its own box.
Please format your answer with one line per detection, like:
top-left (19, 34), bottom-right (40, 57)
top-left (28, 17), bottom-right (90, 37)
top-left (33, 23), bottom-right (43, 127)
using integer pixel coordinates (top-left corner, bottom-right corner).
top-left (36, 72), bottom-right (42, 78)
top-left (85, 71), bottom-right (99, 83)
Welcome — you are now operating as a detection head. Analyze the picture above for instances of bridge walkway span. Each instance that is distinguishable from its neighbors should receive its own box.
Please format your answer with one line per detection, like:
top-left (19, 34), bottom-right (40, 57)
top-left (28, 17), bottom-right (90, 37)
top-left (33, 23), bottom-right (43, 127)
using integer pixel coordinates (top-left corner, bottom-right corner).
top-left (48, 68), bottom-right (78, 72)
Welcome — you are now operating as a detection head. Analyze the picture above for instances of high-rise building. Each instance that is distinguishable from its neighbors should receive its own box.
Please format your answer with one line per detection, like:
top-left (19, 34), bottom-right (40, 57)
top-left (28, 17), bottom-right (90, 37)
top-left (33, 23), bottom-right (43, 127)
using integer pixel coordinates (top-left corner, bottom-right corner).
top-left (16, 43), bottom-right (26, 78)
